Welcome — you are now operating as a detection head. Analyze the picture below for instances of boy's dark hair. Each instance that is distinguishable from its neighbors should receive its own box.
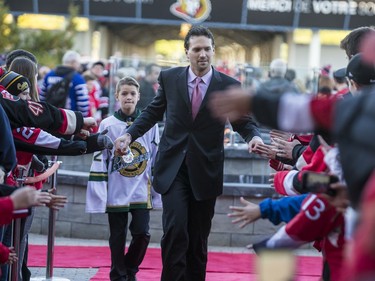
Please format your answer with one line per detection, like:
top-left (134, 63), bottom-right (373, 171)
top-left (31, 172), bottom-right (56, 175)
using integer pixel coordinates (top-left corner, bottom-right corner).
top-left (116, 76), bottom-right (140, 93)
top-left (340, 26), bottom-right (375, 59)
top-left (6, 49), bottom-right (37, 69)
top-left (184, 25), bottom-right (215, 50)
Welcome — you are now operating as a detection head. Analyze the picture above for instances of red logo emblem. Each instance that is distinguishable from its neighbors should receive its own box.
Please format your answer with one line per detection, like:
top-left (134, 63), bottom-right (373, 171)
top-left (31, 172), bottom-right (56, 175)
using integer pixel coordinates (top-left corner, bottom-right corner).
top-left (170, 0), bottom-right (212, 23)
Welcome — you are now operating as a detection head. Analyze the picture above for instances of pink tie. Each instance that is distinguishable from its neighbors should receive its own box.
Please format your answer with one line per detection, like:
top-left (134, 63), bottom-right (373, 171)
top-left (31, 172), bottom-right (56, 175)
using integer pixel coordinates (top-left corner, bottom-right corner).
top-left (191, 77), bottom-right (202, 119)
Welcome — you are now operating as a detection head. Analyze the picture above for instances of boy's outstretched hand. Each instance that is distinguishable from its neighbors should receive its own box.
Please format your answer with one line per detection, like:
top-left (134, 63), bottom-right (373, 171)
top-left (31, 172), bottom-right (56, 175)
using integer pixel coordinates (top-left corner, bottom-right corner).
top-left (228, 197), bottom-right (261, 228)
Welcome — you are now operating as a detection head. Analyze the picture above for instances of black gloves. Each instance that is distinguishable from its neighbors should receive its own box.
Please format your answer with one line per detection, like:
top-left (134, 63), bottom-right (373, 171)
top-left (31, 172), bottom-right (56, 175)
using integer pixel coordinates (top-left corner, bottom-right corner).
top-left (85, 129), bottom-right (114, 154)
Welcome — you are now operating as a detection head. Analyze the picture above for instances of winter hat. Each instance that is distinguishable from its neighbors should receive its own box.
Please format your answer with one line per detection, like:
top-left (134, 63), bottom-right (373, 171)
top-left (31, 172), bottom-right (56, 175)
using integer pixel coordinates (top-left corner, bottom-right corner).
top-left (0, 71), bottom-right (30, 96)
top-left (346, 53), bottom-right (375, 85)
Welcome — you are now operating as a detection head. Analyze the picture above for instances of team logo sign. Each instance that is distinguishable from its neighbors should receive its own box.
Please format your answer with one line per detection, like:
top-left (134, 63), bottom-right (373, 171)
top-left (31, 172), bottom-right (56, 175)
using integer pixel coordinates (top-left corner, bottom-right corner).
top-left (112, 141), bottom-right (149, 177)
top-left (170, 0), bottom-right (212, 24)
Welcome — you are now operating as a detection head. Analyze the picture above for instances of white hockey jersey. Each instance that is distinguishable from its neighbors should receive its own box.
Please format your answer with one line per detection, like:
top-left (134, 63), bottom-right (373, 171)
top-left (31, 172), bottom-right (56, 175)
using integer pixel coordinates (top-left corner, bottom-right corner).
top-left (86, 110), bottom-right (160, 213)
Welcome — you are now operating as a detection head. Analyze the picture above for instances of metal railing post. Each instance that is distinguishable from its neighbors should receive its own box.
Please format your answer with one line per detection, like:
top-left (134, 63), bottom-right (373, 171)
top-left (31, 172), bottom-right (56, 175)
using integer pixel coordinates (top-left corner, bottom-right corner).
top-left (9, 165), bottom-right (29, 281)
top-left (30, 156), bottom-right (69, 281)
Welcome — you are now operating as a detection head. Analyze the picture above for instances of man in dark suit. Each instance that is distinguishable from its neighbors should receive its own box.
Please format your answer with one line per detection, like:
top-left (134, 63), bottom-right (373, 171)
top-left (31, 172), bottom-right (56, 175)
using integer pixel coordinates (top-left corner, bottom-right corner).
top-left (114, 25), bottom-right (263, 281)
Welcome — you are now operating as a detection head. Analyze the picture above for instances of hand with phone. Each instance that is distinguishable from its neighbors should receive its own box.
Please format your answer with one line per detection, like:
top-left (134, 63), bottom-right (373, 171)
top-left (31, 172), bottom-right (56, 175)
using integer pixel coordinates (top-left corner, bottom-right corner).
top-left (302, 171), bottom-right (349, 212)
top-left (301, 171), bottom-right (339, 196)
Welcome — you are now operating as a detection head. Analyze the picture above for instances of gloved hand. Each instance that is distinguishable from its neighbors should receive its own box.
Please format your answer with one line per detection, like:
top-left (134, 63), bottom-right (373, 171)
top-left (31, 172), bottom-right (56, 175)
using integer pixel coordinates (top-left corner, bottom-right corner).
top-left (97, 129), bottom-right (114, 150)
top-left (85, 129), bottom-right (114, 154)
top-left (30, 155), bottom-right (47, 173)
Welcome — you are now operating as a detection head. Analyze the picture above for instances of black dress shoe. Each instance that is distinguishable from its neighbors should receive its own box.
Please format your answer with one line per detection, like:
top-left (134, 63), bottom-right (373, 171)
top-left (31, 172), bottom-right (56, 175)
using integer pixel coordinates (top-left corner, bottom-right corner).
top-left (127, 274), bottom-right (137, 281)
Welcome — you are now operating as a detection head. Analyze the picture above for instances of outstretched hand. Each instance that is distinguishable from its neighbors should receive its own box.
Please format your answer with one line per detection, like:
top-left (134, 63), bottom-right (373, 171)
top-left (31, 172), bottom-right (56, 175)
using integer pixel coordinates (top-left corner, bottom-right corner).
top-left (272, 137), bottom-right (300, 160)
top-left (46, 188), bottom-right (68, 210)
top-left (10, 187), bottom-right (52, 209)
top-left (248, 136), bottom-right (264, 153)
top-left (253, 143), bottom-right (277, 159)
top-left (114, 133), bottom-right (132, 156)
top-left (228, 197), bottom-right (261, 228)
top-left (269, 130), bottom-right (293, 141)
top-left (209, 87), bottom-right (253, 122)
top-left (82, 117), bottom-right (97, 132)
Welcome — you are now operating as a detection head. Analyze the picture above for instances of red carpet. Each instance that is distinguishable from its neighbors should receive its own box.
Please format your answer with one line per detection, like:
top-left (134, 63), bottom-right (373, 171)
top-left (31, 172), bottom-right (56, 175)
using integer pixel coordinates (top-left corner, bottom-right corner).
top-left (29, 245), bottom-right (322, 280)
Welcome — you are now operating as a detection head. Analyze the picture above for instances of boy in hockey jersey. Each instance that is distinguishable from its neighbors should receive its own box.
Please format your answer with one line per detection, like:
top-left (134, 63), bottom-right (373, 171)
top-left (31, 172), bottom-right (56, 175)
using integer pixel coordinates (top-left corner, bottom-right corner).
top-left (86, 76), bottom-right (160, 281)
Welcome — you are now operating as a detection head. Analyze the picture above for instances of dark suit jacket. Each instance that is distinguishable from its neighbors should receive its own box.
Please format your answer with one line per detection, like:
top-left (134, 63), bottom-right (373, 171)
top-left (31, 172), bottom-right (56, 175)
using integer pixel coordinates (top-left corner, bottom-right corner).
top-left (127, 66), bottom-right (261, 200)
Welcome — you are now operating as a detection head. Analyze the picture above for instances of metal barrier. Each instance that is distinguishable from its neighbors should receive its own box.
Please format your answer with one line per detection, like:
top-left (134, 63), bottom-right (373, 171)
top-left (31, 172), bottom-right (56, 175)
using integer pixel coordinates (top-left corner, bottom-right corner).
top-left (30, 156), bottom-right (69, 281)
top-left (9, 165), bottom-right (30, 281)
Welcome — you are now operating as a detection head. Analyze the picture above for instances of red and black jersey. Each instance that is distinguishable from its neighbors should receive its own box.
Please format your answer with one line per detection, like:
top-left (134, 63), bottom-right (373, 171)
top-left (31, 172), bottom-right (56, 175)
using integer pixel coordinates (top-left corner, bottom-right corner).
top-left (0, 85), bottom-right (83, 135)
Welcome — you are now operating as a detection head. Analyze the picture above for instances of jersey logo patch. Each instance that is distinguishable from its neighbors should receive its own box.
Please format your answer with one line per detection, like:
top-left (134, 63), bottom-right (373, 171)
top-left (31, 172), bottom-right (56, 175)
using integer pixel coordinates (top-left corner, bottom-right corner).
top-left (27, 101), bottom-right (44, 116)
top-left (112, 141), bottom-right (149, 177)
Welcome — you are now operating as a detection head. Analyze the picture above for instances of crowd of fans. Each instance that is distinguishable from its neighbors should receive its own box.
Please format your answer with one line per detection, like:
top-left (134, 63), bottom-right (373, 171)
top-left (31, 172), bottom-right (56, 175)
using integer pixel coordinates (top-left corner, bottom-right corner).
top-left (210, 26), bottom-right (375, 281)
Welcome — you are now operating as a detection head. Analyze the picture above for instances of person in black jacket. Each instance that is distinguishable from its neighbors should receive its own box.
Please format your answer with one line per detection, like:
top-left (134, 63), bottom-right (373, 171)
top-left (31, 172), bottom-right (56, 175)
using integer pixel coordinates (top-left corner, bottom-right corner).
top-left (137, 63), bottom-right (161, 110)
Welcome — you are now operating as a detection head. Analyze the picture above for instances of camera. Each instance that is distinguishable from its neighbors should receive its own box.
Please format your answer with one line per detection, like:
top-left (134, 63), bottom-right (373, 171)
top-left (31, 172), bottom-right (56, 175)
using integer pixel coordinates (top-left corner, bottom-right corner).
top-left (302, 172), bottom-right (338, 196)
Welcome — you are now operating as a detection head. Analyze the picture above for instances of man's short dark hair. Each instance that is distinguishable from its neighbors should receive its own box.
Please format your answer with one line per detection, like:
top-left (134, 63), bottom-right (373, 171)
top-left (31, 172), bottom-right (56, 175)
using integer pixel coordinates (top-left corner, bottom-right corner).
top-left (340, 26), bottom-right (375, 59)
top-left (184, 25), bottom-right (215, 50)
top-left (6, 49), bottom-right (37, 69)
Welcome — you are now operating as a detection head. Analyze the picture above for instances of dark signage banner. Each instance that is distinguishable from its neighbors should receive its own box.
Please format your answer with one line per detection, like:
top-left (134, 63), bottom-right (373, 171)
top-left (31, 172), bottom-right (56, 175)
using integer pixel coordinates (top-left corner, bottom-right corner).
top-left (348, 1), bottom-right (375, 29)
top-left (142, 0), bottom-right (176, 20)
top-left (142, 0), bottom-right (243, 24)
top-left (208, 0), bottom-right (243, 24)
top-left (299, 13), bottom-right (346, 29)
top-left (4, 0), bottom-right (33, 13)
top-left (89, 0), bottom-right (136, 18)
top-left (246, 0), bottom-right (375, 29)
top-left (5, 0), bottom-right (375, 30)
top-left (38, 0), bottom-right (84, 15)
top-left (246, 0), bottom-right (295, 27)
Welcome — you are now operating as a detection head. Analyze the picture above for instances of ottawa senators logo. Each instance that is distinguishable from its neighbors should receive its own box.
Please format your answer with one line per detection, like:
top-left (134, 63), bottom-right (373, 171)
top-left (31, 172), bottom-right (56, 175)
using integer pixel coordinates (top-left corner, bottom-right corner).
top-left (170, 0), bottom-right (212, 24)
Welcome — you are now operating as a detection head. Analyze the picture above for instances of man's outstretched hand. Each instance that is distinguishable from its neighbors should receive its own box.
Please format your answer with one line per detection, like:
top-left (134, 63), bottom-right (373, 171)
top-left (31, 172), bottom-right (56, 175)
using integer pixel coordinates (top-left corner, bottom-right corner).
top-left (114, 133), bottom-right (132, 156)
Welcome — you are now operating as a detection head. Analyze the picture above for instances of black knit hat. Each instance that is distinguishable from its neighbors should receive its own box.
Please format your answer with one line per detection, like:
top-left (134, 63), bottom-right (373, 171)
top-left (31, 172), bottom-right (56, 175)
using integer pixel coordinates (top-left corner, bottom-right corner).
top-left (333, 68), bottom-right (346, 80)
top-left (346, 53), bottom-right (375, 85)
top-left (0, 71), bottom-right (30, 96)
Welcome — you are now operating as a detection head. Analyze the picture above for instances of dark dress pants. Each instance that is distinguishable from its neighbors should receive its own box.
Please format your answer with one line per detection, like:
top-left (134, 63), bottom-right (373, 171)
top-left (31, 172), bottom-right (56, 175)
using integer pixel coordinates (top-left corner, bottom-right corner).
top-left (160, 162), bottom-right (216, 281)
top-left (108, 209), bottom-right (150, 281)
